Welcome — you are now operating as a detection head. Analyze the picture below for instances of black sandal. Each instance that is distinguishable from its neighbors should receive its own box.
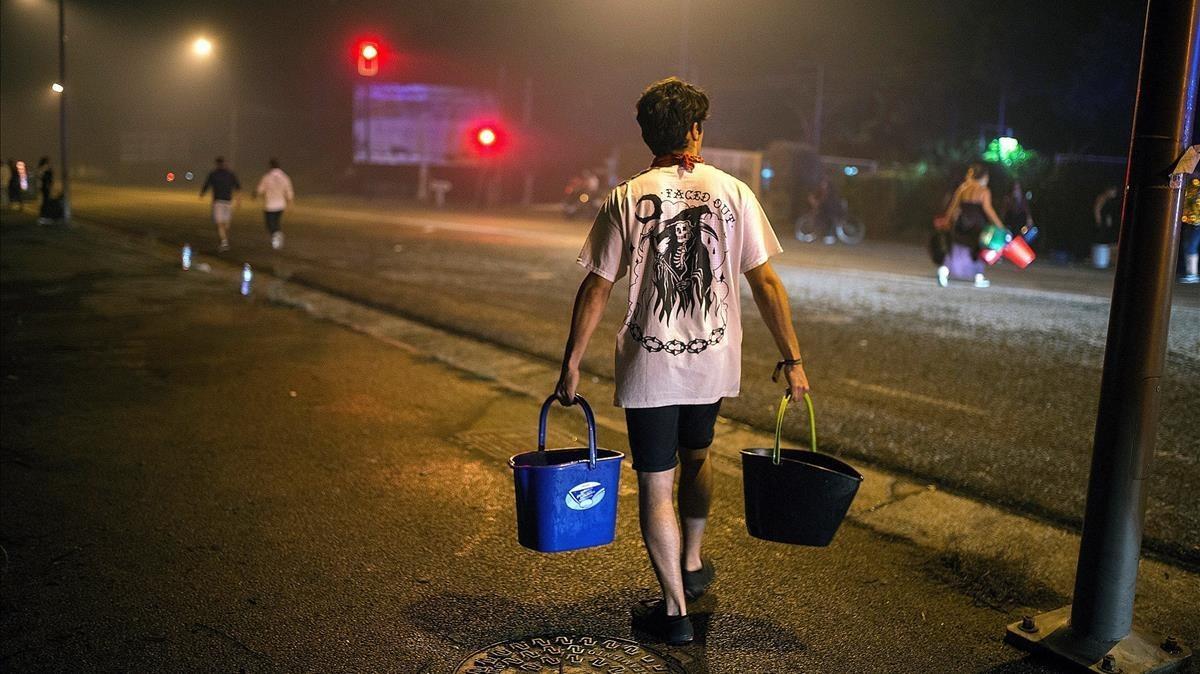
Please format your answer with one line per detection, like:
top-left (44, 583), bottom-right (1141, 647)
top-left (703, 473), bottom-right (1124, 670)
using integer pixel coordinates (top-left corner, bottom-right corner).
top-left (631, 599), bottom-right (694, 645)
top-left (682, 558), bottom-right (715, 600)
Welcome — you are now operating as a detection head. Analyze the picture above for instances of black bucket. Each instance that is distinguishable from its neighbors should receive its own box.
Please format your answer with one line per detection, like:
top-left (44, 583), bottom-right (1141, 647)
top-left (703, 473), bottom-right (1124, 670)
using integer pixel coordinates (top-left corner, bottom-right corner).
top-left (741, 393), bottom-right (863, 546)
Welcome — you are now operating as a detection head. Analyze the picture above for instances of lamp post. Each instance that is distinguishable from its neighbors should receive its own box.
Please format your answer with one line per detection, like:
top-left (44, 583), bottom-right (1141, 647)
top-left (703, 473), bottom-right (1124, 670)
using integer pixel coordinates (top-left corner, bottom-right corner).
top-left (56, 0), bottom-right (69, 223)
top-left (1006, 1), bottom-right (1198, 670)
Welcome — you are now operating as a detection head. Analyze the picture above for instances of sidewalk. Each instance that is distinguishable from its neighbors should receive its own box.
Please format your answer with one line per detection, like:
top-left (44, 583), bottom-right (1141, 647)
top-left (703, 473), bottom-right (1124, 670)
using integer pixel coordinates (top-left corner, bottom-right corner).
top-left (1, 215), bottom-right (1195, 673)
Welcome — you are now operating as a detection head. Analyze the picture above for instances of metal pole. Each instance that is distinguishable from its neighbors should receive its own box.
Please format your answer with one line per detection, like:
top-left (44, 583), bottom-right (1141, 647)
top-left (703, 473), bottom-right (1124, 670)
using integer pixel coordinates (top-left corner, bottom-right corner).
top-left (1072, 0), bottom-right (1198, 641)
top-left (58, 0), bottom-right (70, 223)
top-left (522, 76), bottom-right (534, 207)
top-left (812, 63), bottom-right (824, 153)
top-left (1006, 2), bottom-right (1197, 669)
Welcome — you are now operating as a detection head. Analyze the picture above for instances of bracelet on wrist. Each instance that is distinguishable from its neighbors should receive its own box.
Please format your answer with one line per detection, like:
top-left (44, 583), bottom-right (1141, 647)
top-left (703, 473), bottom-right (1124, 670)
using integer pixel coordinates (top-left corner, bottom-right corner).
top-left (771, 358), bottom-right (804, 383)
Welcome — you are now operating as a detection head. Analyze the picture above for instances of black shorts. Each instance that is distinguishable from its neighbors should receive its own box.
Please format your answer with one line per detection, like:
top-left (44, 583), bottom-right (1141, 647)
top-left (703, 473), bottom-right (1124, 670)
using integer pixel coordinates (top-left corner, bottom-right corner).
top-left (264, 210), bottom-right (283, 233)
top-left (624, 400), bottom-right (723, 473)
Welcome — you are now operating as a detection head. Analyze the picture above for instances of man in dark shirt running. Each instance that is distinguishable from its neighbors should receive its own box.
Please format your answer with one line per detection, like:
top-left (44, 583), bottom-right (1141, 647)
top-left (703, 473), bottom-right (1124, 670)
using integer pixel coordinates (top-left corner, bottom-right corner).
top-left (200, 156), bottom-right (241, 251)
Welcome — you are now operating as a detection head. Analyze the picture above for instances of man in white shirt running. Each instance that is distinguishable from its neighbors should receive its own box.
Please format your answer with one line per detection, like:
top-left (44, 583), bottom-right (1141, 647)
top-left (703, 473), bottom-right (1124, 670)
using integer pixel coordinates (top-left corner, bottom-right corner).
top-left (254, 158), bottom-right (294, 250)
top-left (555, 77), bottom-right (811, 645)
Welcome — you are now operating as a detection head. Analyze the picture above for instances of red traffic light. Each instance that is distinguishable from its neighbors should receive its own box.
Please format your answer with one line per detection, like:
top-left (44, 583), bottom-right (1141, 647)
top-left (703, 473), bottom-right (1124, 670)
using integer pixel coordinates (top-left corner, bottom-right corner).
top-left (357, 41), bottom-right (380, 76)
top-left (468, 122), bottom-right (507, 158)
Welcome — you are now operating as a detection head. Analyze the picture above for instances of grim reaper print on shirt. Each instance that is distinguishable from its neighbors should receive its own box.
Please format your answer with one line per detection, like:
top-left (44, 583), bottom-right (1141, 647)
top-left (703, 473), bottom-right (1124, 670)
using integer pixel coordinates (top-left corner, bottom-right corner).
top-left (627, 193), bottom-right (731, 356)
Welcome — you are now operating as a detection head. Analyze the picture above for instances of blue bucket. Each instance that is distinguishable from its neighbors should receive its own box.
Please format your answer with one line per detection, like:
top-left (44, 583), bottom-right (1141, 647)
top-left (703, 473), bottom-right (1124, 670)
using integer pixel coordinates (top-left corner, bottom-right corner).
top-left (509, 395), bottom-right (624, 553)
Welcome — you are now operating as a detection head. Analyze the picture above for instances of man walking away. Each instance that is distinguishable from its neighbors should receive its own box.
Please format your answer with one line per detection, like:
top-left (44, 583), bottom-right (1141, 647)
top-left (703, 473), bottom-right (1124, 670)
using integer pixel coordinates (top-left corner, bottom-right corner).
top-left (255, 158), bottom-right (294, 250)
top-left (554, 77), bottom-right (811, 645)
top-left (200, 156), bottom-right (241, 252)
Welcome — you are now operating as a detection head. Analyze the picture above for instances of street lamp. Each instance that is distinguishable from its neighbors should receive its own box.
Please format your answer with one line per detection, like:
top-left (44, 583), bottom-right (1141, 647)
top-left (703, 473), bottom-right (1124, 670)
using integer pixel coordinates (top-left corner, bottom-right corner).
top-left (51, 82), bottom-right (64, 93)
top-left (192, 37), bottom-right (213, 58)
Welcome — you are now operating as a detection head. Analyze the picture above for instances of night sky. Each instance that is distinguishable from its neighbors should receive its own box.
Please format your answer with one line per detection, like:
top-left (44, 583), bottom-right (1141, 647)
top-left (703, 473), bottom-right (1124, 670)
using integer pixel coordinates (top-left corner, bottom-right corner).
top-left (0, 0), bottom-right (1145, 179)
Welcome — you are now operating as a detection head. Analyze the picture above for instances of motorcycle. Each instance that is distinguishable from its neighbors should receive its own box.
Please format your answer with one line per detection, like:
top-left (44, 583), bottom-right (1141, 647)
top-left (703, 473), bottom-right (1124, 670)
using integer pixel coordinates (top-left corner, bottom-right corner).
top-left (562, 173), bottom-right (603, 220)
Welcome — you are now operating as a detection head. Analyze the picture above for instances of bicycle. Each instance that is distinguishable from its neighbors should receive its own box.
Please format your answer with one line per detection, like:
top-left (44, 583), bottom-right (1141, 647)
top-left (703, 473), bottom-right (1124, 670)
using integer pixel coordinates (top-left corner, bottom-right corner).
top-left (793, 207), bottom-right (866, 245)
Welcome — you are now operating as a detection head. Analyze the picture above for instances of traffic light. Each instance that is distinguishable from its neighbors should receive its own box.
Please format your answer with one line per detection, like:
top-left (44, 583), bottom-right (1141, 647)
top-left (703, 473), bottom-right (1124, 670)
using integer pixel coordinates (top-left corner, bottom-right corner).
top-left (471, 124), bottom-right (505, 156)
top-left (357, 41), bottom-right (380, 77)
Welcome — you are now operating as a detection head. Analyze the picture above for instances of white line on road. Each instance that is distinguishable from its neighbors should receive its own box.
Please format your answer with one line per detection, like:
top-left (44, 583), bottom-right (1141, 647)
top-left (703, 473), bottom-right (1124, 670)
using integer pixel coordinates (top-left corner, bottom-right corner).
top-left (298, 205), bottom-right (584, 248)
top-left (839, 378), bottom-right (988, 416)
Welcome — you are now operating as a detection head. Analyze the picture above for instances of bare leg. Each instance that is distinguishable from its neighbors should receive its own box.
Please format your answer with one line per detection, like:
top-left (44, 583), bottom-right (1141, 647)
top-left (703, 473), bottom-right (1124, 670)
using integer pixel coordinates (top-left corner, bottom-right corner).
top-left (637, 468), bottom-right (687, 616)
top-left (217, 220), bottom-right (229, 244)
top-left (677, 448), bottom-right (713, 572)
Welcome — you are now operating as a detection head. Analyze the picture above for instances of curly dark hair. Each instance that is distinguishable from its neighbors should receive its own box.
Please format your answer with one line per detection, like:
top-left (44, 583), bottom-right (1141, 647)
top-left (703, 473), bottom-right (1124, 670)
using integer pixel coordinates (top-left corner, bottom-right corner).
top-left (635, 77), bottom-right (710, 156)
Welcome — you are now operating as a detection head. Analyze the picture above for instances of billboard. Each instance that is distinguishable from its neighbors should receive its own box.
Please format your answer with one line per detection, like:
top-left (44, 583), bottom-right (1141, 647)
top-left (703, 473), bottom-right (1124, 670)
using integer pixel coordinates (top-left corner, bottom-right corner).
top-left (352, 83), bottom-right (499, 167)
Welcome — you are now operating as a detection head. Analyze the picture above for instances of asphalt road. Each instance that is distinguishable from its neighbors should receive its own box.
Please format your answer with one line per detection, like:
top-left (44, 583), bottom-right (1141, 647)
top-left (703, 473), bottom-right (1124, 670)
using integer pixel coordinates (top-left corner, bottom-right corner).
top-left (1, 217), bottom-right (1116, 673)
top-left (72, 184), bottom-right (1200, 565)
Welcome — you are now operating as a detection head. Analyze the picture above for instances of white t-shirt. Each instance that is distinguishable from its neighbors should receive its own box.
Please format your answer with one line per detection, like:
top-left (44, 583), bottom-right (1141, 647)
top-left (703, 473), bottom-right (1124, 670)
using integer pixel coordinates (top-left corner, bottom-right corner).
top-left (577, 163), bottom-right (782, 408)
top-left (255, 168), bottom-right (294, 212)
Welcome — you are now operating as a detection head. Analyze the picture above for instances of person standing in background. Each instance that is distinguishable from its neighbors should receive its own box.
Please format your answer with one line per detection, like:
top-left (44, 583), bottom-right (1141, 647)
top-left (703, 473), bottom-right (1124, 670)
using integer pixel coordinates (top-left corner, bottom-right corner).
top-left (254, 158), bottom-right (294, 250)
top-left (7, 160), bottom-right (27, 211)
top-left (1092, 186), bottom-right (1121, 269)
top-left (1179, 176), bottom-right (1199, 284)
top-left (36, 156), bottom-right (54, 225)
top-left (1002, 180), bottom-right (1035, 240)
top-left (1, 158), bottom-right (13, 208)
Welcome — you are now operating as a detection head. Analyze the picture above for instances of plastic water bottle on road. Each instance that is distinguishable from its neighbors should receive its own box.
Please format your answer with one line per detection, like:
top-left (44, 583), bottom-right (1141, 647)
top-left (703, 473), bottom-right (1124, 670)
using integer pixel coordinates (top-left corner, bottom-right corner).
top-left (181, 244), bottom-right (192, 271)
top-left (241, 263), bottom-right (252, 296)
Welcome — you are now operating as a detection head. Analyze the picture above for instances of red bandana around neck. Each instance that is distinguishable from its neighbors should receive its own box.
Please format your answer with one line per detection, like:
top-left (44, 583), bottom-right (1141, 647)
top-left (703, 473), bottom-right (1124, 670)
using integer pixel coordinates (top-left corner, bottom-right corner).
top-left (651, 153), bottom-right (705, 172)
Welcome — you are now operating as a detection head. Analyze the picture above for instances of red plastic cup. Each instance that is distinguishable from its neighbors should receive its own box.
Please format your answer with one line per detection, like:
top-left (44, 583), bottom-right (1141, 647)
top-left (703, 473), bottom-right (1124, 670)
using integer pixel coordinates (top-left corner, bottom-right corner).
top-left (1002, 237), bottom-right (1036, 268)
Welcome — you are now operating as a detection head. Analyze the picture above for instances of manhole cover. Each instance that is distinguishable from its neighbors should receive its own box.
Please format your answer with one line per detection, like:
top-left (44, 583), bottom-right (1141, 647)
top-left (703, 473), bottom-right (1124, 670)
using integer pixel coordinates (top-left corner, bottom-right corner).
top-left (454, 634), bottom-right (685, 673)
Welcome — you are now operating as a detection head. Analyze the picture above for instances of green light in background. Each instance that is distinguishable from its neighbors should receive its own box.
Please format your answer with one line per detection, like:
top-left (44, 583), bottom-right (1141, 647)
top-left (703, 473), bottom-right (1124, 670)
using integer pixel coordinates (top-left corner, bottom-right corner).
top-left (983, 136), bottom-right (1033, 166)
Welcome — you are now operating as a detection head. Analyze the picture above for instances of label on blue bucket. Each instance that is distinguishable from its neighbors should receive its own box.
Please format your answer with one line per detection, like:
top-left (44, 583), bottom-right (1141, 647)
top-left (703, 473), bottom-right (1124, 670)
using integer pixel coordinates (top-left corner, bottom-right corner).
top-left (565, 481), bottom-right (606, 511)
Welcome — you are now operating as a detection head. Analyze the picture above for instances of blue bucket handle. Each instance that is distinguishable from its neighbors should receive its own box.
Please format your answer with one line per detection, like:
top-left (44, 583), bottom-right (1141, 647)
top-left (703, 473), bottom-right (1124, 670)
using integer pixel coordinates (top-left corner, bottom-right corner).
top-left (538, 394), bottom-right (599, 469)
top-left (772, 392), bottom-right (818, 466)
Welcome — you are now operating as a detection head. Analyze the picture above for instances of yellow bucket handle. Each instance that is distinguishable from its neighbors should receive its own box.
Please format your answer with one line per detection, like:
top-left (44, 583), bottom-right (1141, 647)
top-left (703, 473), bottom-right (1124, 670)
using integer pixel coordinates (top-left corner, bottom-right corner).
top-left (772, 392), bottom-right (817, 466)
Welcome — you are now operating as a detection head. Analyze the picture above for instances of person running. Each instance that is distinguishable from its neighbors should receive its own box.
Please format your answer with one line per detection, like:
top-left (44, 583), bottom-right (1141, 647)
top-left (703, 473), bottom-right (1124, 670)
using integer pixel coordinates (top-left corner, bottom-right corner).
top-left (554, 77), bottom-right (811, 645)
top-left (254, 158), bottom-right (294, 250)
top-left (937, 163), bottom-right (1002, 288)
top-left (200, 157), bottom-right (241, 252)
